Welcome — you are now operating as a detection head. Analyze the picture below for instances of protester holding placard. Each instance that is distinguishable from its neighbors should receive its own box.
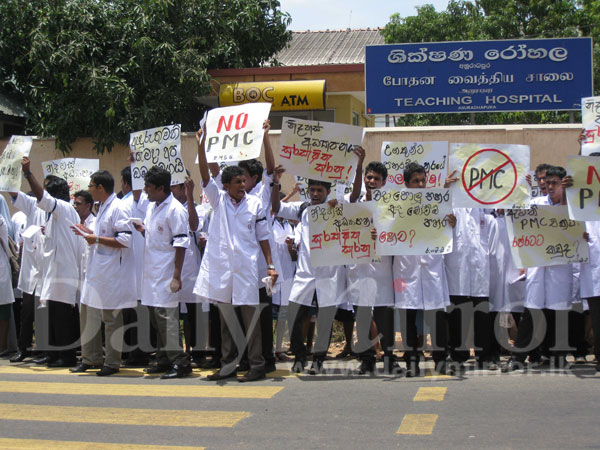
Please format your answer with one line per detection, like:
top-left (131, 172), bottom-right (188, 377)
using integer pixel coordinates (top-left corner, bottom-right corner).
top-left (346, 154), bottom-right (397, 375)
top-left (392, 163), bottom-right (454, 376)
top-left (503, 166), bottom-right (574, 372)
top-left (444, 169), bottom-right (495, 371)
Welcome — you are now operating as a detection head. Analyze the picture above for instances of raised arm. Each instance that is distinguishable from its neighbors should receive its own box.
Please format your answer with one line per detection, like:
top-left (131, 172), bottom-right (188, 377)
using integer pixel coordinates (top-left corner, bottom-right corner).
top-left (184, 176), bottom-right (199, 232)
top-left (196, 128), bottom-right (210, 187)
top-left (263, 119), bottom-right (275, 175)
top-left (21, 157), bottom-right (43, 201)
top-left (349, 146), bottom-right (366, 203)
top-left (271, 165), bottom-right (284, 214)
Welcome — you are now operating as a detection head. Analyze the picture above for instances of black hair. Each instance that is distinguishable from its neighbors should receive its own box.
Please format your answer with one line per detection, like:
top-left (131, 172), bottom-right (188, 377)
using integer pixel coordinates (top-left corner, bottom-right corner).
top-left (44, 175), bottom-right (70, 202)
top-left (222, 165), bottom-right (245, 185)
top-left (238, 159), bottom-right (263, 183)
top-left (121, 166), bottom-right (132, 187)
top-left (144, 166), bottom-right (171, 194)
top-left (91, 170), bottom-right (115, 194)
top-left (73, 190), bottom-right (93, 205)
top-left (545, 166), bottom-right (566, 180)
top-left (403, 162), bottom-right (426, 185)
top-left (307, 179), bottom-right (332, 191)
top-left (535, 163), bottom-right (552, 175)
top-left (365, 161), bottom-right (388, 180)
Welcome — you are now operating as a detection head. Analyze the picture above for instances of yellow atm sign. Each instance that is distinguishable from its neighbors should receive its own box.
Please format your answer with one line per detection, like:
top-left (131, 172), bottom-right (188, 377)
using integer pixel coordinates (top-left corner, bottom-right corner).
top-left (218, 80), bottom-right (326, 111)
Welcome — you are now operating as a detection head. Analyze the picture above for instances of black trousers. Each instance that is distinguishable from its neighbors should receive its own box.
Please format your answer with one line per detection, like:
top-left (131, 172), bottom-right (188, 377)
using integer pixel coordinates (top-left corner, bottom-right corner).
top-left (47, 300), bottom-right (79, 362)
top-left (568, 308), bottom-right (588, 357)
top-left (489, 311), bottom-right (522, 358)
top-left (447, 295), bottom-right (492, 362)
top-left (512, 307), bottom-right (570, 362)
top-left (401, 308), bottom-right (447, 364)
top-left (585, 297), bottom-right (600, 360)
top-left (288, 300), bottom-right (336, 362)
top-left (259, 287), bottom-right (275, 365)
top-left (16, 292), bottom-right (35, 352)
top-left (355, 305), bottom-right (395, 363)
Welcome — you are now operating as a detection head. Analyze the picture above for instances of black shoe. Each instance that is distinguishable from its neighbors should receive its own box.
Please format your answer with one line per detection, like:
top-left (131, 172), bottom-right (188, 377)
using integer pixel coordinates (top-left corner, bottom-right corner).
top-left (123, 358), bottom-right (150, 368)
top-left (265, 362), bottom-right (277, 373)
top-left (405, 362), bottom-right (421, 378)
top-left (97, 366), bottom-right (120, 377)
top-left (291, 359), bottom-right (306, 373)
top-left (207, 369), bottom-right (237, 381)
top-left (309, 360), bottom-right (325, 375)
top-left (434, 360), bottom-right (453, 376)
top-left (69, 363), bottom-right (101, 373)
top-left (237, 360), bottom-right (250, 372)
top-left (10, 351), bottom-right (29, 363)
top-left (358, 360), bottom-right (375, 375)
top-left (383, 358), bottom-right (402, 375)
top-left (47, 358), bottom-right (77, 368)
top-left (501, 358), bottom-right (524, 373)
top-left (476, 360), bottom-right (499, 371)
top-left (144, 365), bottom-right (170, 374)
top-left (238, 368), bottom-right (266, 382)
top-left (161, 364), bottom-right (192, 379)
top-left (33, 355), bottom-right (51, 365)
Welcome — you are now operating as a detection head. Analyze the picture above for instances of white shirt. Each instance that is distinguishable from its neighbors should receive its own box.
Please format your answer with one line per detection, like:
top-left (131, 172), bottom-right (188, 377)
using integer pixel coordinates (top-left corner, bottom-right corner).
top-left (271, 217), bottom-right (296, 306)
top-left (444, 208), bottom-right (491, 297)
top-left (179, 202), bottom-right (205, 303)
top-left (580, 221), bottom-right (600, 299)
top-left (79, 213), bottom-right (96, 287)
top-left (121, 191), bottom-right (149, 300)
top-left (393, 255), bottom-right (450, 310)
top-left (37, 190), bottom-right (82, 305)
top-left (525, 195), bottom-right (573, 310)
top-left (0, 216), bottom-right (15, 305)
top-left (194, 178), bottom-right (270, 305)
top-left (12, 193), bottom-right (45, 296)
top-left (277, 201), bottom-right (346, 307)
top-left (141, 194), bottom-right (189, 308)
top-left (81, 193), bottom-right (137, 309)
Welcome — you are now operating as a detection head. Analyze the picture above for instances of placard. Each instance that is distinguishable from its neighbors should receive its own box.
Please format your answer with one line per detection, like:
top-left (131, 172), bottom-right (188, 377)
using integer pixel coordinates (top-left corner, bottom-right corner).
top-left (205, 103), bottom-right (271, 163)
top-left (373, 188), bottom-right (453, 256)
top-left (505, 205), bottom-right (588, 268)
top-left (581, 96), bottom-right (600, 156)
top-left (42, 158), bottom-right (99, 199)
top-left (280, 117), bottom-right (363, 183)
top-left (307, 202), bottom-right (376, 267)
top-left (381, 141), bottom-right (448, 188)
top-left (0, 136), bottom-right (32, 192)
top-left (129, 124), bottom-right (185, 190)
top-left (566, 155), bottom-right (600, 220)
top-left (530, 170), bottom-right (544, 200)
top-left (449, 143), bottom-right (530, 208)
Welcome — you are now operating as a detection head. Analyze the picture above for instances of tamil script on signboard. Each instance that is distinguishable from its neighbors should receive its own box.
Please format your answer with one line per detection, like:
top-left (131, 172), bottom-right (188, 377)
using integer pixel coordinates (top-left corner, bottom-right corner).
top-left (381, 141), bottom-right (448, 188)
top-left (365, 38), bottom-right (592, 115)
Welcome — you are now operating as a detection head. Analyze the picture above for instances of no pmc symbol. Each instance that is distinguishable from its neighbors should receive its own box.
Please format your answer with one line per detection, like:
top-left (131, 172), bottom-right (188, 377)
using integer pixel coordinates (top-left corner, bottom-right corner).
top-left (461, 148), bottom-right (517, 205)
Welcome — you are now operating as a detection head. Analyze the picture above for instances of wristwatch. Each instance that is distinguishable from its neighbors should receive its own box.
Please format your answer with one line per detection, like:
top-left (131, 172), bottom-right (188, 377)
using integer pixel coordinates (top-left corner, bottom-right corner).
top-left (267, 264), bottom-right (276, 270)
top-left (95, 235), bottom-right (100, 244)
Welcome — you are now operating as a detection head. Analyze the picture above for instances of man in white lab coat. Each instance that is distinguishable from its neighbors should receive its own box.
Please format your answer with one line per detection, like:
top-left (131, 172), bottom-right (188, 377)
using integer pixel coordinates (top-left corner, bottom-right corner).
top-left (70, 170), bottom-right (136, 376)
top-left (19, 157), bottom-right (81, 367)
top-left (195, 129), bottom-right (278, 382)
top-left (133, 166), bottom-right (191, 379)
top-left (503, 166), bottom-right (574, 372)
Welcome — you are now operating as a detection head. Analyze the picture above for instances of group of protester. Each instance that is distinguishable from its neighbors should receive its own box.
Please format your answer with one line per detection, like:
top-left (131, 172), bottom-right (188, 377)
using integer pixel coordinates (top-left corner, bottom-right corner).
top-left (0, 123), bottom-right (599, 381)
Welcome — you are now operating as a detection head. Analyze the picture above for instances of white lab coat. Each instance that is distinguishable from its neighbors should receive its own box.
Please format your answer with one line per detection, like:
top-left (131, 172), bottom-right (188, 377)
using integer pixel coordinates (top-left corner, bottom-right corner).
top-left (140, 194), bottom-right (189, 308)
top-left (277, 201), bottom-right (346, 307)
top-left (12, 193), bottom-right (45, 296)
top-left (37, 190), bottom-right (82, 305)
top-left (525, 195), bottom-right (573, 310)
top-left (81, 193), bottom-right (137, 310)
top-left (444, 208), bottom-right (491, 297)
top-left (488, 214), bottom-right (525, 312)
top-left (121, 191), bottom-right (148, 300)
top-left (79, 214), bottom-right (96, 288)
top-left (179, 202), bottom-right (205, 303)
top-left (0, 216), bottom-right (15, 305)
top-left (580, 221), bottom-right (600, 299)
top-left (194, 178), bottom-right (270, 305)
top-left (11, 210), bottom-right (26, 298)
top-left (271, 217), bottom-right (296, 306)
top-left (347, 256), bottom-right (394, 307)
top-left (393, 255), bottom-right (449, 310)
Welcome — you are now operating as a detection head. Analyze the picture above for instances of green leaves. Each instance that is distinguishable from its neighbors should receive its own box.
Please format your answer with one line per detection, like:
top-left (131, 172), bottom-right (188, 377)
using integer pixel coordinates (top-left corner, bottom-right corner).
top-left (0, 0), bottom-right (290, 153)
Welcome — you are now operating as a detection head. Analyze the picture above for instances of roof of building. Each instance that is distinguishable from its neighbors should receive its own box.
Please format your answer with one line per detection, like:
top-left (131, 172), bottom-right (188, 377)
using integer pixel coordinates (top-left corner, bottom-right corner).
top-left (273, 28), bottom-right (385, 66)
top-left (0, 88), bottom-right (26, 119)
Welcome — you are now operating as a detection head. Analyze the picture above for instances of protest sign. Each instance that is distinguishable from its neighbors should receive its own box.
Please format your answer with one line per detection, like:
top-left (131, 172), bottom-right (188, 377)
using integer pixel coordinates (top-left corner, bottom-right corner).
top-left (505, 205), bottom-right (588, 268)
top-left (529, 170), bottom-right (544, 200)
top-left (373, 188), bottom-right (453, 256)
top-left (42, 158), bottom-right (99, 199)
top-left (280, 117), bottom-right (363, 183)
top-left (449, 143), bottom-right (530, 208)
top-left (204, 103), bottom-right (271, 163)
top-left (129, 124), bottom-right (185, 190)
top-left (566, 156), bottom-right (600, 220)
top-left (0, 136), bottom-right (32, 192)
top-left (307, 202), bottom-right (377, 267)
top-left (381, 141), bottom-right (448, 188)
top-left (581, 96), bottom-right (600, 156)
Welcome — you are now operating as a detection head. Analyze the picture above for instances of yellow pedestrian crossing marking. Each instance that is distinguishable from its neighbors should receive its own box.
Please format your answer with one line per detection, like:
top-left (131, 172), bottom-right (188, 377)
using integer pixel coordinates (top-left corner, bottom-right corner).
top-left (423, 369), bottom-right (453, 379)
top-left (0, 438), bottom-right (205, 449)
top-left (396, 414), bottom-right (438, 435)
top-left (413, 387), bottom-right (447, 402)
top-left (0, 403), bottom-right (249, 427)
top-left (0, 381), bottom-right (283, 399)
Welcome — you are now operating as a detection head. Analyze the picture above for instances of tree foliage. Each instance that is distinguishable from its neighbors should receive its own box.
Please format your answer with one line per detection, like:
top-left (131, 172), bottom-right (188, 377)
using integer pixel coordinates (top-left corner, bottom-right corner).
top-left (381, 0), bottom-right (595, 127)
top-left (0, 0), bottom-right (291, 153)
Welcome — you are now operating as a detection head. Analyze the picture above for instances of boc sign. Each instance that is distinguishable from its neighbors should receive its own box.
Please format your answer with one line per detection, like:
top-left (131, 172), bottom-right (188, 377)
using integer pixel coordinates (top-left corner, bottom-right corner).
top-left (365, 38), bottom-right (592, 114)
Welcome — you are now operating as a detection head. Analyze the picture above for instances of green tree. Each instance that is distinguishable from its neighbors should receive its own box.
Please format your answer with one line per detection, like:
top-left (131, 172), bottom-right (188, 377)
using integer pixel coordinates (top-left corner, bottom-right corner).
top-left (381, 0), bottom-right (592, 127)
top-left (0, 0), bottom-right (291, 153)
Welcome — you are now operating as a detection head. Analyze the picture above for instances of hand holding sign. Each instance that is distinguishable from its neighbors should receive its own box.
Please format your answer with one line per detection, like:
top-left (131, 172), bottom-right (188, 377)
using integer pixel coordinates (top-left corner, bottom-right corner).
top-left (0, 136), bottom-right (33, 192)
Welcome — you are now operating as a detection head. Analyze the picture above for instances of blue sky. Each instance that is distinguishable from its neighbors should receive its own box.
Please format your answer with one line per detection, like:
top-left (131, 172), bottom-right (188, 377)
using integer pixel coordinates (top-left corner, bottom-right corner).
top-left (278, 0), bottom-right (451, 31)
